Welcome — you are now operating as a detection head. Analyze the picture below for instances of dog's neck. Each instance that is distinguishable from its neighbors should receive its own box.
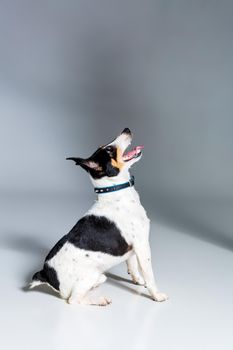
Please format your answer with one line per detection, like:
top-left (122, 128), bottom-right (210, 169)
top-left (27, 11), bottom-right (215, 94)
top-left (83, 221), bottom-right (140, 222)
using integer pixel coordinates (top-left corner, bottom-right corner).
top-left (90, 171), bottom-right (140, 202)
top-left (95, 185), bottom-right (140, 203)
top-left (90, 170), bottom-right (131, 189)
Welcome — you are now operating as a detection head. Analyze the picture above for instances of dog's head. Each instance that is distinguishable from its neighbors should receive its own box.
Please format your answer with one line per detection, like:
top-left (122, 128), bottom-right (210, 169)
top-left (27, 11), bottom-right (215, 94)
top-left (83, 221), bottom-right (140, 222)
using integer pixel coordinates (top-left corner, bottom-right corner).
top-left (67, 128), bottom-right (143, 183)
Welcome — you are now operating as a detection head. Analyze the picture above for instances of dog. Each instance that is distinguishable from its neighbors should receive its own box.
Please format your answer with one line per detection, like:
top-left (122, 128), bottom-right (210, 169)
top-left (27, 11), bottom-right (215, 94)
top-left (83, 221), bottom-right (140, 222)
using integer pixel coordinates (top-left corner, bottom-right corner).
top-left (30, 128), bottom-right (168, 306)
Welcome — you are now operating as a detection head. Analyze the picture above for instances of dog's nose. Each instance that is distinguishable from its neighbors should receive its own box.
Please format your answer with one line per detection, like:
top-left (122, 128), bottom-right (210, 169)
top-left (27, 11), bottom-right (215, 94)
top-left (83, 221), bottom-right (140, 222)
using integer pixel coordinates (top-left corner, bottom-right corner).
top-left (121, 128), bottom-right (131, 135)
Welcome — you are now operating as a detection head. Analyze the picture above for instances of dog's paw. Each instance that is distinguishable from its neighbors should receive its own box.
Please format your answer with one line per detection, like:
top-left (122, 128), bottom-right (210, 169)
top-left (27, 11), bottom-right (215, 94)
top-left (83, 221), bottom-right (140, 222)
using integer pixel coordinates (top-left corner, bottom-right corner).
top-left (67, 297), bottom-right (78, 305)
top-left (98, 297), bottom-right (112, 306)
top-left (68, 296), bottom-right (112, 306)
top-left (152, 292), bottom-right (169, 302)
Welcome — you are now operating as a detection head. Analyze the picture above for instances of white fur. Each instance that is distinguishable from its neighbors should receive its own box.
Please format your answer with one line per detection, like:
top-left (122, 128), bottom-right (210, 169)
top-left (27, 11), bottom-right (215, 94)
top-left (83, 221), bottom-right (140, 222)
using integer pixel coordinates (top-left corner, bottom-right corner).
top-left (29, 280), bottom-right (43, 289)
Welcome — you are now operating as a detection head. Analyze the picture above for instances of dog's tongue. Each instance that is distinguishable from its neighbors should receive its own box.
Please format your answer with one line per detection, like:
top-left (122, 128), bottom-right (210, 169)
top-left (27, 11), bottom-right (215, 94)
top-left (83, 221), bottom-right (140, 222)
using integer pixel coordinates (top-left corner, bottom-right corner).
top-left (123, 145), bottom-right (144, 160)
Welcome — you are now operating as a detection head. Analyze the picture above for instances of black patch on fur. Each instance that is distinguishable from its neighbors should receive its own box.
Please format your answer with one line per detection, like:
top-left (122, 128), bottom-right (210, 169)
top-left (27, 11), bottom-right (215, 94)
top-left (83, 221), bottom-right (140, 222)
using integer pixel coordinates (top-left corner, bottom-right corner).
top-left (32, 270), bottom-right (47, 283)
top-left (67, 145), bottom-right (120, 179)
top-left (32, 265), bottom-right (60, 291)
top-left (121, 128), bottom-right (131, 135)
top-left (32, 215), bottom-right (131, 289)
top-left (68, 215), bottom-right (131, 256)
top-left (45, 234), bottom-right (68, 261)
top-left (106, 162), bottom-right (119, 177)
top-left (43, 264), bottom-right (60, 291)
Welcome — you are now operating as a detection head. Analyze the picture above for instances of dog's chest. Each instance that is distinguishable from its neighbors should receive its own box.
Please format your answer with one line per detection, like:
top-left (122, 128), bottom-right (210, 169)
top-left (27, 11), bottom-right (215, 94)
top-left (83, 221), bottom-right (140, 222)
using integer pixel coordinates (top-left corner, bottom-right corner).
top-left (87, 190), bottom-right (150, 243)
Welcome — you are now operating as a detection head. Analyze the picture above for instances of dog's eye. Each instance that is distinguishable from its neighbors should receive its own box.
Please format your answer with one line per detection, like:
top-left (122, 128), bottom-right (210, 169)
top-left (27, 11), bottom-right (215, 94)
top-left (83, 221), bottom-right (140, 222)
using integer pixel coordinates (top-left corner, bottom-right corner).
top-left (105, 146), bottom-right (113, 153)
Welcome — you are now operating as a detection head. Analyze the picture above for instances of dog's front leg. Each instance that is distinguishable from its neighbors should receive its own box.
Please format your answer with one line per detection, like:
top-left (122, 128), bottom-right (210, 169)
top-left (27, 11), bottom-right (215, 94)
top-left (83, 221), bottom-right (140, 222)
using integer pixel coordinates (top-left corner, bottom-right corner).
top-left (126, 254), bottom-right (145, 285)
top-left (134, 241), bottom-right (168, 302)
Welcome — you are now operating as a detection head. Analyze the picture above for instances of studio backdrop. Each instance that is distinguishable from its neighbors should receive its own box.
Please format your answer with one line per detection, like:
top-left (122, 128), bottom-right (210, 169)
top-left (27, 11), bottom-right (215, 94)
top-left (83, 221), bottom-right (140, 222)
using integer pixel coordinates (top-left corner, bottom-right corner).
top-left (1, 1), bottom-right (233, 247)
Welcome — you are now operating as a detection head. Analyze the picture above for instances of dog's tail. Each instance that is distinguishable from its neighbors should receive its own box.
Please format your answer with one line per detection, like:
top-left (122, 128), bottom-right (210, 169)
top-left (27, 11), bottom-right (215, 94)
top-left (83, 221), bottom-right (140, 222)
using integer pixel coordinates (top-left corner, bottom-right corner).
top-left (29, 265), bottom-right (60, 292)
top-left (29, 270), bottom-right (47, 289)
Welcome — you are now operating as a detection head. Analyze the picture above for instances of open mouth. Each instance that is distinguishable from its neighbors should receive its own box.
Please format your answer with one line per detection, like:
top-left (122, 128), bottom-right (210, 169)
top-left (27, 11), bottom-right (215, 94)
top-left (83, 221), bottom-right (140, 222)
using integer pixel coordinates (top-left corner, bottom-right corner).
top-left (123, 145), bottom-right (144, 162)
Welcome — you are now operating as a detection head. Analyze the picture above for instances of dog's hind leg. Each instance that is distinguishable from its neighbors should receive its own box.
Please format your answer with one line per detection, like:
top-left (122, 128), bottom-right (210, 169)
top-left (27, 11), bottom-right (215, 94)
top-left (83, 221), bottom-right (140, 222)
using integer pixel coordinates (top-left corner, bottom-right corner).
top-left (126, 254), bottom-right (145, 285)
top-left (68, 271), bottom-right (111, 306)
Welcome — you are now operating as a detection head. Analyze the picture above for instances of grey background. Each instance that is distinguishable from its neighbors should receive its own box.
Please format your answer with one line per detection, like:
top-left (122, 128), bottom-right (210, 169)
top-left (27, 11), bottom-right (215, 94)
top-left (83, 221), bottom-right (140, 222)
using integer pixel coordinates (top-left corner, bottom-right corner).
top-left (1, 3), bottom-right (233, 350)
top-left (1, 1), bottom-right (233, 245)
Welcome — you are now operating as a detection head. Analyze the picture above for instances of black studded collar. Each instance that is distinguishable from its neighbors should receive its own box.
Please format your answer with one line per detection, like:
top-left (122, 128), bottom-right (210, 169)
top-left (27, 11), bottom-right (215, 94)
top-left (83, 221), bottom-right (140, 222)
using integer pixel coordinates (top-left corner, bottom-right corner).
top-left (94, 175), bottom-right (135, 194)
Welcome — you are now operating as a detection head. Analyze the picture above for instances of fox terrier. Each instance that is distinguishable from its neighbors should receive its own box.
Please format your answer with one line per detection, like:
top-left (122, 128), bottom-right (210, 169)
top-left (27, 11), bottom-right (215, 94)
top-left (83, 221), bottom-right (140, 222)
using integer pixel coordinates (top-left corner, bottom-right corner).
top-left (30, 128), bottom-right (168, 306)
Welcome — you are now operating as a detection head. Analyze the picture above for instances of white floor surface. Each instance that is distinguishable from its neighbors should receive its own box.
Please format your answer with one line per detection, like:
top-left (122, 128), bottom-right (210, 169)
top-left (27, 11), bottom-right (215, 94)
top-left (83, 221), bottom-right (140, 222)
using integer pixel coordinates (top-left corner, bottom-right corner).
top-left (1, 194), bottom-right (232, 350)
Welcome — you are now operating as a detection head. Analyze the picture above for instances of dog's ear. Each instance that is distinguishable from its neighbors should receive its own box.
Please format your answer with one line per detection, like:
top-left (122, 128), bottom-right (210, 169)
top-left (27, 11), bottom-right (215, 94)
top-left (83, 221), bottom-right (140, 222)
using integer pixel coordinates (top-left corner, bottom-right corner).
top-left (66, 157), bottom-right (99, 170)
top-left (66, 157), bottom-right (84, 165)
top-left (106, 162), bottom-right (119, 177)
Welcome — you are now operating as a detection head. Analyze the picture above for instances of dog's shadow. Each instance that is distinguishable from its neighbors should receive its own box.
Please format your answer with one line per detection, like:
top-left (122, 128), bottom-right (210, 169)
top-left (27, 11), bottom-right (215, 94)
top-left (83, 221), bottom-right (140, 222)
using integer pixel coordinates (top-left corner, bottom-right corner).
top-left (106, 273), bottom-right (151, 300)
top-left (2, 232), bottom-right (149, 300)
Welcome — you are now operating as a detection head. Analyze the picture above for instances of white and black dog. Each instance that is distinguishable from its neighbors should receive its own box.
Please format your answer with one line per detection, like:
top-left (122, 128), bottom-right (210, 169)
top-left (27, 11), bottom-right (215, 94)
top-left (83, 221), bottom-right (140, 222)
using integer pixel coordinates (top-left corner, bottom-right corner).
top-left (30, 128), bottom-right (168, 306)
